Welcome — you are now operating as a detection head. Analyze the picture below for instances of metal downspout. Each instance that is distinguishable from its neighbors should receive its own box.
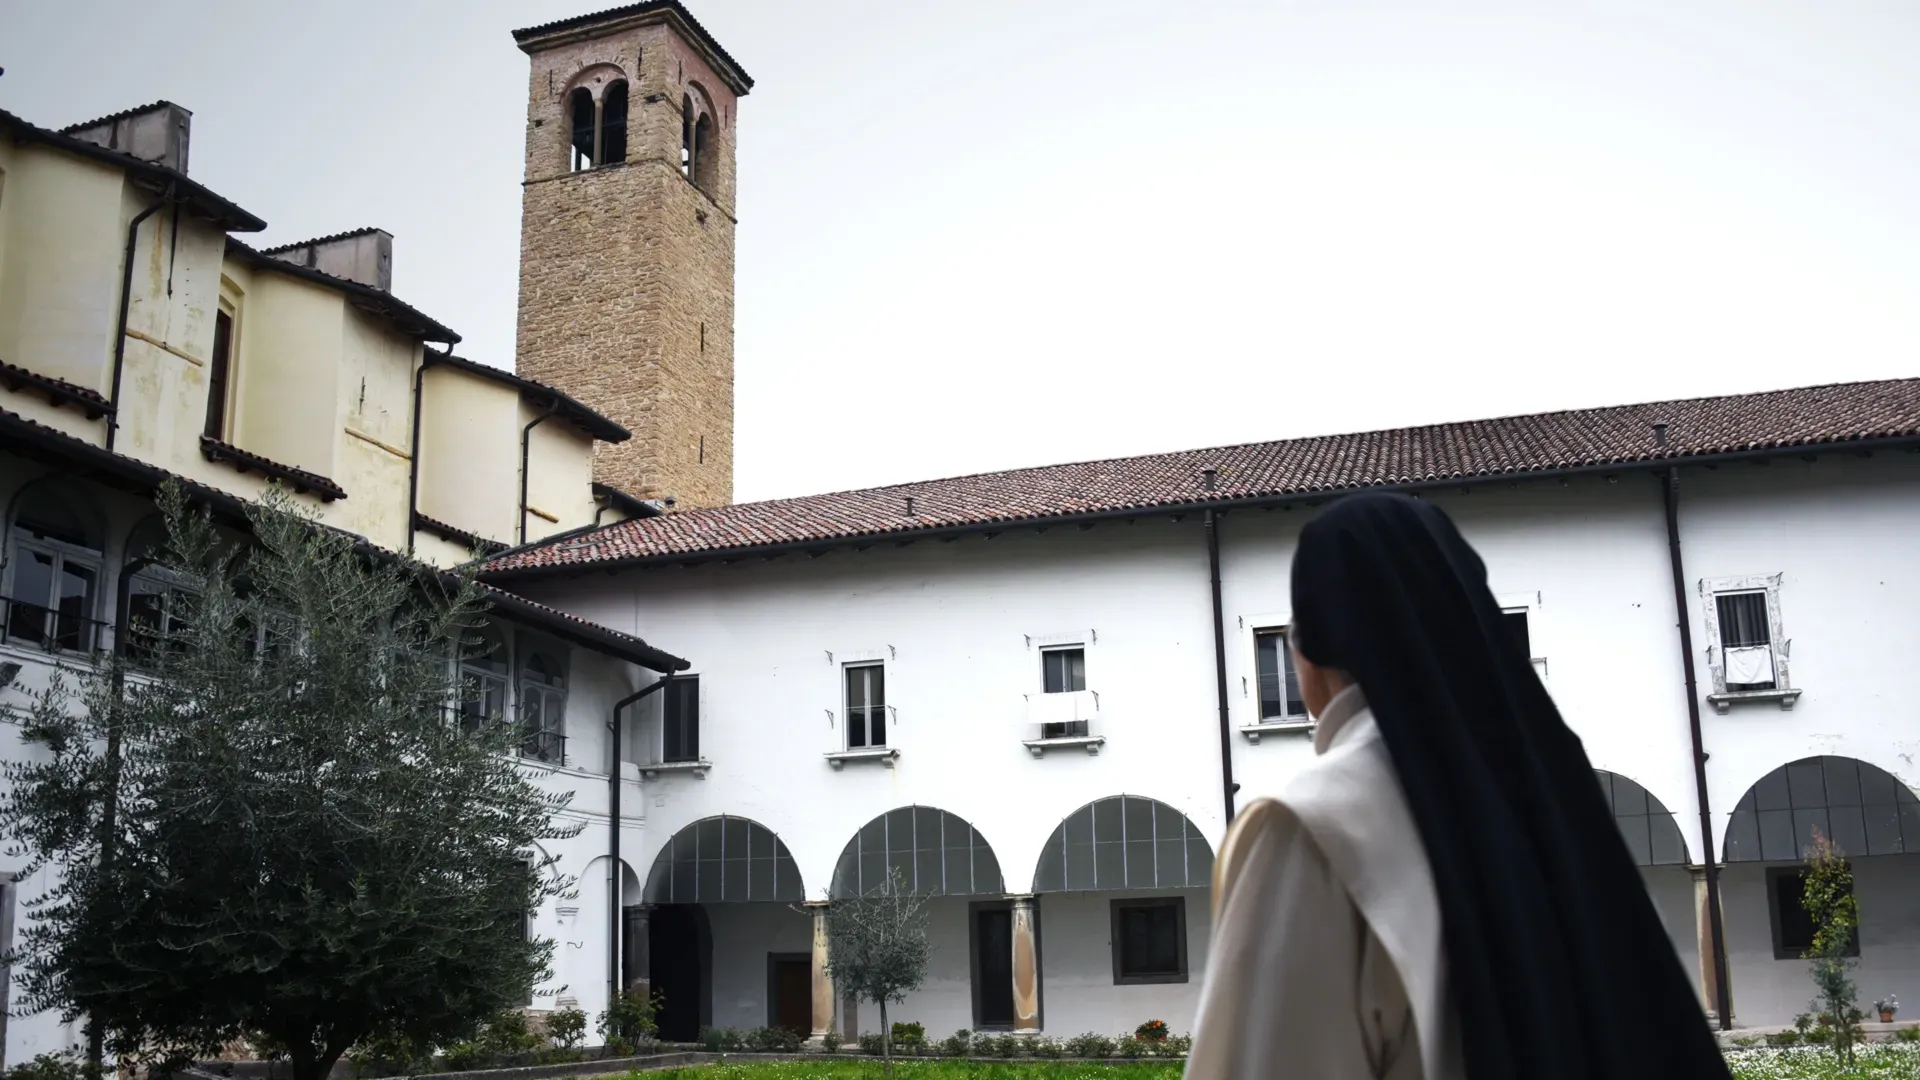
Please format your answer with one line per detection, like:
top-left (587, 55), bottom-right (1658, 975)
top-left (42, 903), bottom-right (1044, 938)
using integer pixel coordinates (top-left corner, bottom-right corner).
top-left (1205, 508), bottom-right (1238, 825)
top-left (105, 187), bottom-right (176, 451)
top-left (406, 347), bottom-right (448, 554)
top-left (609, 674), bottom-right (674, 1005)
top-left (1662, 466), bottom-right (1733, 1028)
top-left (519, 401), bottom-right (561, 545)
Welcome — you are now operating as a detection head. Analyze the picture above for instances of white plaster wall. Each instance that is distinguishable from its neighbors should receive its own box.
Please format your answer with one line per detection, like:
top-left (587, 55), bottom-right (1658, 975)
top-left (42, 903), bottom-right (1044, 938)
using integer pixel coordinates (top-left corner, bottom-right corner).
top-left (1037, 889), bottom-right (1211, 1037)
top-left (1720, 854), bottom-right (1920, 1027)
top-left (705, 902), bottom-right (812, 1031)
top-left (511, 452), bottom-right (1920, 1035)
top-left (1641, 866), bottom-right (1703, 1004)
top-left (886, 899), bottom-right (977, 1039)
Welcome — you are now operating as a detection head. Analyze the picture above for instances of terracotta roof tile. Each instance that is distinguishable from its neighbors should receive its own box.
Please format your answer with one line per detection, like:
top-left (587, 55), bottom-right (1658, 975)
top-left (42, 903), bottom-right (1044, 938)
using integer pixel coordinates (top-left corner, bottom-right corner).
top-left (483, 379), bottom-right (1920, 576)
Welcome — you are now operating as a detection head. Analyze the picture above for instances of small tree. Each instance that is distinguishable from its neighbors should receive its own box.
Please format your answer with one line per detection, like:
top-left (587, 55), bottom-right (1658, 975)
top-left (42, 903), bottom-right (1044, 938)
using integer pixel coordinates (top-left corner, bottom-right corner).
top-left (1802, 829), bottom-right (1861, 1064)
top-left (0, 483), bottom-right (578, 1080)
top-left (822, 868), bottom-right (931, 1073)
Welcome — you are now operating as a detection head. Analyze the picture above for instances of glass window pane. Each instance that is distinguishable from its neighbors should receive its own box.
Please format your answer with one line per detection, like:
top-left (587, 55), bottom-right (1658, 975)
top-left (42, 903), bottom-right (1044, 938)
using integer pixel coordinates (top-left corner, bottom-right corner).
top-left (846, 666), bottom-right (866, 710)
top-left (1255, 632), bottom-right (1282, 719)
top-left (1066, 649), bottom-right (1085, 691)
top-left (869, 665), bottom-right (885, 709)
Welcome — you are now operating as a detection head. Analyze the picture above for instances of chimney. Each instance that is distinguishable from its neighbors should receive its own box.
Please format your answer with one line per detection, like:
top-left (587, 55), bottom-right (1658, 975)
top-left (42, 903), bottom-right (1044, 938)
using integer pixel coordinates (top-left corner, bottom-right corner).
top-left (1202, 467), bottom-right (1218, 492)
top-left (65, 102), bottom-right (192, 173)
top-left (904, 496), bottom-right (916, 516)
top-left (264, 229), bottom-right (395, 292)
top-left (1652, 422), bottom-right (1670, 448)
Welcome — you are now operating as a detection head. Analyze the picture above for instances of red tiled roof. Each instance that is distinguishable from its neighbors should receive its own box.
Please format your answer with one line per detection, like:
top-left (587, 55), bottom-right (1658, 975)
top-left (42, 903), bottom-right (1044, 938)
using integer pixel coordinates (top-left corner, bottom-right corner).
top-left (482, 378), bottom-right (1920, 576)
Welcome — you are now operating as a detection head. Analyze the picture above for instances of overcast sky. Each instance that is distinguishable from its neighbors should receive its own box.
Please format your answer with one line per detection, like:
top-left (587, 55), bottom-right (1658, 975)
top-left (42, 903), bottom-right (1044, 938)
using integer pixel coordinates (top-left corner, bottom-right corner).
top-left (3, 1), bottom-right (1916, 501)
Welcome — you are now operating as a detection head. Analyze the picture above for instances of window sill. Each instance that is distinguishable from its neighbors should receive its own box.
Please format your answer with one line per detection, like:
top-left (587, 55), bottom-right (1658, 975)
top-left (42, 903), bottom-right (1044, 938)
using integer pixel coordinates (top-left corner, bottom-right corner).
top-left (1239, 720), bottom-right (1314, 744)
top-left (826, 747), bottom-right (898, 770)
top-left (200, 436), bottom-right (347, 502)
top-left (641, 759), bottom-right (711, 779)
top-left (1022, 735), bottom-right (1105, 758)
top-left (1708, 688), bottom-right (1801, 714)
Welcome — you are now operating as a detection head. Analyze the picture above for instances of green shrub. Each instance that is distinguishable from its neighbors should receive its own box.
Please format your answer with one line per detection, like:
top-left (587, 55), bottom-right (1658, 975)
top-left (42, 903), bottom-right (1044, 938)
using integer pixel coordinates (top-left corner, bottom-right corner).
top-left (548, 1007), bottom-right (588, 1050)
top-left (600, 989), bottom-right (661, 1045)
top-left (937, 1030), bottom-right (971, 1058)
top-left (1165, 1034), bottom-right (1193, 1057)
top-left (821, 1029), bottom-right (845, 1053)
top-left (440, 1041), bottom-right (486, 1071)
top-left (1117, 1036), bottom-right (1147, 1059)
top-left (346, 1031), bottom-right (431, 1078)
top-left (1028, 1037), bottom-right (1063, 1059)
top-left (857, 1033), bottom-right (885, 1056)
top-left (1135, 1019), bottom-right (1170, 1042)
top-left (746, 1027), bottom-right (803, 1053)
top-left (478, 1010), bottom-right (543, 1059)
top-left (1065, 1033), bottom-right (1115, 1059)
top-left (1764, 1030), bottom-right (1802, 1047)
top-left (890, 1022), bottom-right (926, 1047)
top-left (1894, 1027), bottom-right (1920, 1043)
top-left (1807, 1025), bottom-right (1834, 1046)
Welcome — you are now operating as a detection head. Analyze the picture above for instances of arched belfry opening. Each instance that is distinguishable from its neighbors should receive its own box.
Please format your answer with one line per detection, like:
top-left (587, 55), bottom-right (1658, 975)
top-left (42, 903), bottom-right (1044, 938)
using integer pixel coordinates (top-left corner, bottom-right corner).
top-left (569, 86), bottom-right (596, 172)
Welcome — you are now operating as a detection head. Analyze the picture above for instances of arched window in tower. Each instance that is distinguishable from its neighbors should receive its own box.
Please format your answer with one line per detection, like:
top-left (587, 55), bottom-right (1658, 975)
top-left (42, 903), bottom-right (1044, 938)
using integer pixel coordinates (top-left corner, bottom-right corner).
top-left (681, 94), bottom-right (696, 180)
top-left (569, 87), bottom-right (597, 172)
top-left (601, 80), bottom-right (629, 165)
top-left (692, 113), bottom-right (714, 192)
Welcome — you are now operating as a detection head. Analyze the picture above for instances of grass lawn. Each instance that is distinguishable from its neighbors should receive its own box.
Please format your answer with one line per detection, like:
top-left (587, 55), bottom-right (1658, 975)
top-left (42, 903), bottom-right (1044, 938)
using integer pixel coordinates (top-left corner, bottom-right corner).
top-left (1726, 1044), bottom-right (1920, 1079)
top-left (626, 1045), bottom-right (1920, 1080)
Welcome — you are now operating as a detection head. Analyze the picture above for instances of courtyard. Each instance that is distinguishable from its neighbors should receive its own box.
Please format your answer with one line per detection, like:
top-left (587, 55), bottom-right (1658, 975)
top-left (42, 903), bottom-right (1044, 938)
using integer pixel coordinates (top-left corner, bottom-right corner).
top-left (617, 1046), bottom-right (1920, 1080)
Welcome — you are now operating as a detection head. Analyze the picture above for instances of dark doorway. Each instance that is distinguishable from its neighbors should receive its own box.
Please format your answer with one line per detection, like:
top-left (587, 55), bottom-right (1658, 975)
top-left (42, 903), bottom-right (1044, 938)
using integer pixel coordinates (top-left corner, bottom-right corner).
top-left (972, 906), bottom-right (1014, 1029)
top-left (769, 953), bottom-right (810, 1036)
top-left (650, 904), bottom-right (711, 1041)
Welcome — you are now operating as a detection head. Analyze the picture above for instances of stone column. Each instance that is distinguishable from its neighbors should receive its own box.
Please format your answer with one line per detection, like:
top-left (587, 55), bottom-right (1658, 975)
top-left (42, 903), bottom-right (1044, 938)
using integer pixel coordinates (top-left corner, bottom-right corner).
top-left (1690, 866), bottom-right (1729, 1024)
top-left (1010, 895), bottom-right (1041, 1032)
top-left (622, 904), bottom-right (651, 996)
top-left (805, 901), bottom-right (836, 1043)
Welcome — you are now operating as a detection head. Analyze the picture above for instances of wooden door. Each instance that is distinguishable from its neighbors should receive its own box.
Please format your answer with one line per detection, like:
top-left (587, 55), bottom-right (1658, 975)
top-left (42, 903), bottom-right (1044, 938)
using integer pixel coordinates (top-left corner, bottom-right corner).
top-left (771, 955), bottom-right (811, 1036)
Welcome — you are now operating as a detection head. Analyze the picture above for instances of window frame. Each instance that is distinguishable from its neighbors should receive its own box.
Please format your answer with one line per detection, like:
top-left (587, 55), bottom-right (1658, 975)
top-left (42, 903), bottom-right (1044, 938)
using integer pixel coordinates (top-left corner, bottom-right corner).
top-left (1109, 896), bottom-right (1188, 985)
top-left (517, 644), bottom-right (568, 764)
top-left (843, 661), bottom-right (887, 750)
top-left (662, 673), bottom-right (700, 764)
top-left (1250, 626), bottom-right (1306, 723)
top-left (5, 494), bottom-right (103, 655)
top-left (1040, 645), bottom-right (1086, 695)
top-left (1766, 865), bottom-right (1858, 962)
top-left (460, 623), bottom-right (511, 732)
top-left (1699, 573), bottom-right (1793, 706)
top-left (204, 300), bottom-right (237, 439)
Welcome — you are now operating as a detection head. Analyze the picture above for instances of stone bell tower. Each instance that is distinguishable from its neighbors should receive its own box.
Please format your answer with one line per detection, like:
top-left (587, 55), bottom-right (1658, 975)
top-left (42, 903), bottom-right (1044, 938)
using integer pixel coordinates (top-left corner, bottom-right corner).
top-left (512, 2), bottom-right (751, 510)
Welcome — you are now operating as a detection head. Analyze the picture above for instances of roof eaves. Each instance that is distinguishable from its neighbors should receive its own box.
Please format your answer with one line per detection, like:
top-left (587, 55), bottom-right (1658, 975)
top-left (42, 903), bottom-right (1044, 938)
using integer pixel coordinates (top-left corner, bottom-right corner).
top-left (0, 108), bottom-right (266, 233)
top-left (475, 427), bottom-right (1920, 581)
top-left (511, 0), bottom-right (752, 94)
top-left (226, 238), bottom-right (460, 344)
top-left (431, 353), bottom-right (628, 443)
top-left (258, 227), bottom-right (386, 255)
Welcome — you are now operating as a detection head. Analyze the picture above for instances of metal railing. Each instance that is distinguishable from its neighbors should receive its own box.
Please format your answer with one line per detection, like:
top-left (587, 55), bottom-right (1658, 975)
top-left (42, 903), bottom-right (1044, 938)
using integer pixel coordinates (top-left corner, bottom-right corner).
top-left (2, 596), bottom-right (108, 655)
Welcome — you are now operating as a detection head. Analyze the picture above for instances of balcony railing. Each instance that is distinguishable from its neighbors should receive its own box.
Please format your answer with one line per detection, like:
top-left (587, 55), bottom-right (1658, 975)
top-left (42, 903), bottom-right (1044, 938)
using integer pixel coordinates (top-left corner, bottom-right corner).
top-left (3, 597), bottom-right (107, 655)
top-left (519, 726), bottom-right (566, 766)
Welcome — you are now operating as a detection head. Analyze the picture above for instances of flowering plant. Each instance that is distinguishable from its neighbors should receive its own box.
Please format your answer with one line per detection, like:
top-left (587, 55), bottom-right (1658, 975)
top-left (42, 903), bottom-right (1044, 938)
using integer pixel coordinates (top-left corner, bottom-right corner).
top-left (1874, 995), bottom-right (1899, 1015)
top-left (1135, 1019), bottom-right (1170, 1042)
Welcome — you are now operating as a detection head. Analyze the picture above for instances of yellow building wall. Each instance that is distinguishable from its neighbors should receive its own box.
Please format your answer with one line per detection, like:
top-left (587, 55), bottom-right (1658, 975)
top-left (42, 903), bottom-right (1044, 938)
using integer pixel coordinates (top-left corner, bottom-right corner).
top-left (326, 308), bottom-right (420, 550)
top-left (523, 408), bottom-right (598, 541)
top-left (418, 365), bottom-right (521, 547)
top-left (114, 202), bottom-right (228, 475)
top-left (232, 271), bottom-right (342, 482)
top-left (0, 144), bottom-right (127, 410)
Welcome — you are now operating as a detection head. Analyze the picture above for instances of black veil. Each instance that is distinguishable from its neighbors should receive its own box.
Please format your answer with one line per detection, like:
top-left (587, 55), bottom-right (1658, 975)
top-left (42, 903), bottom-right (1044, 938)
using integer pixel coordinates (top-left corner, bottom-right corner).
top-left (1289, 492), bottom-right (1727, 1079)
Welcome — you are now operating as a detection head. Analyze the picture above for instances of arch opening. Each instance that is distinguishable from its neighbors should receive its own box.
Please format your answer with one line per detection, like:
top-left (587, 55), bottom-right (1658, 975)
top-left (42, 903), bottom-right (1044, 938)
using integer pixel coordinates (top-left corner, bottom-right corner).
top-left (1033, 794), bottom-right (1214, 892)
top-left (1725, 756), bottom-right (1920, 863)
top-left (601, 80), bottom-right (628, 164)
top-left (643, 814), bottom-right (804, 904)
top-left (569, 87), bottom-right (596, 171)
top-left (1594, 770), bottom-right (1690, 867)
top-left (832, 806), bottom-right (1003, 898)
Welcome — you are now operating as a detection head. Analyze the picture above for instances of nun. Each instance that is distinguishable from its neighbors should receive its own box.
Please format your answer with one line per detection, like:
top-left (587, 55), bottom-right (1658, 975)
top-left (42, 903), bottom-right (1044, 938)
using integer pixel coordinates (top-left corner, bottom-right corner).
top-left (1184, 493), bottom-right (1727, 1080)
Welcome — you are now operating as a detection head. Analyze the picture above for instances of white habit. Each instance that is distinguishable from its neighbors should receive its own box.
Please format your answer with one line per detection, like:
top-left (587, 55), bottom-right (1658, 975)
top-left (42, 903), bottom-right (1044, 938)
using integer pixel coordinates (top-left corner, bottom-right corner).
top-left (1185, 685), bottom-right (1465, 1080)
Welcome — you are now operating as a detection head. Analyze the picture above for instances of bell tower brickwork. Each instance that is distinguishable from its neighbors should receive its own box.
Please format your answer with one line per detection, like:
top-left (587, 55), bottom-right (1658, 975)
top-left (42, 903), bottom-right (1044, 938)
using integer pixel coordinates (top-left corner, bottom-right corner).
top-left (513, 3), bottom-right (750, 509)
